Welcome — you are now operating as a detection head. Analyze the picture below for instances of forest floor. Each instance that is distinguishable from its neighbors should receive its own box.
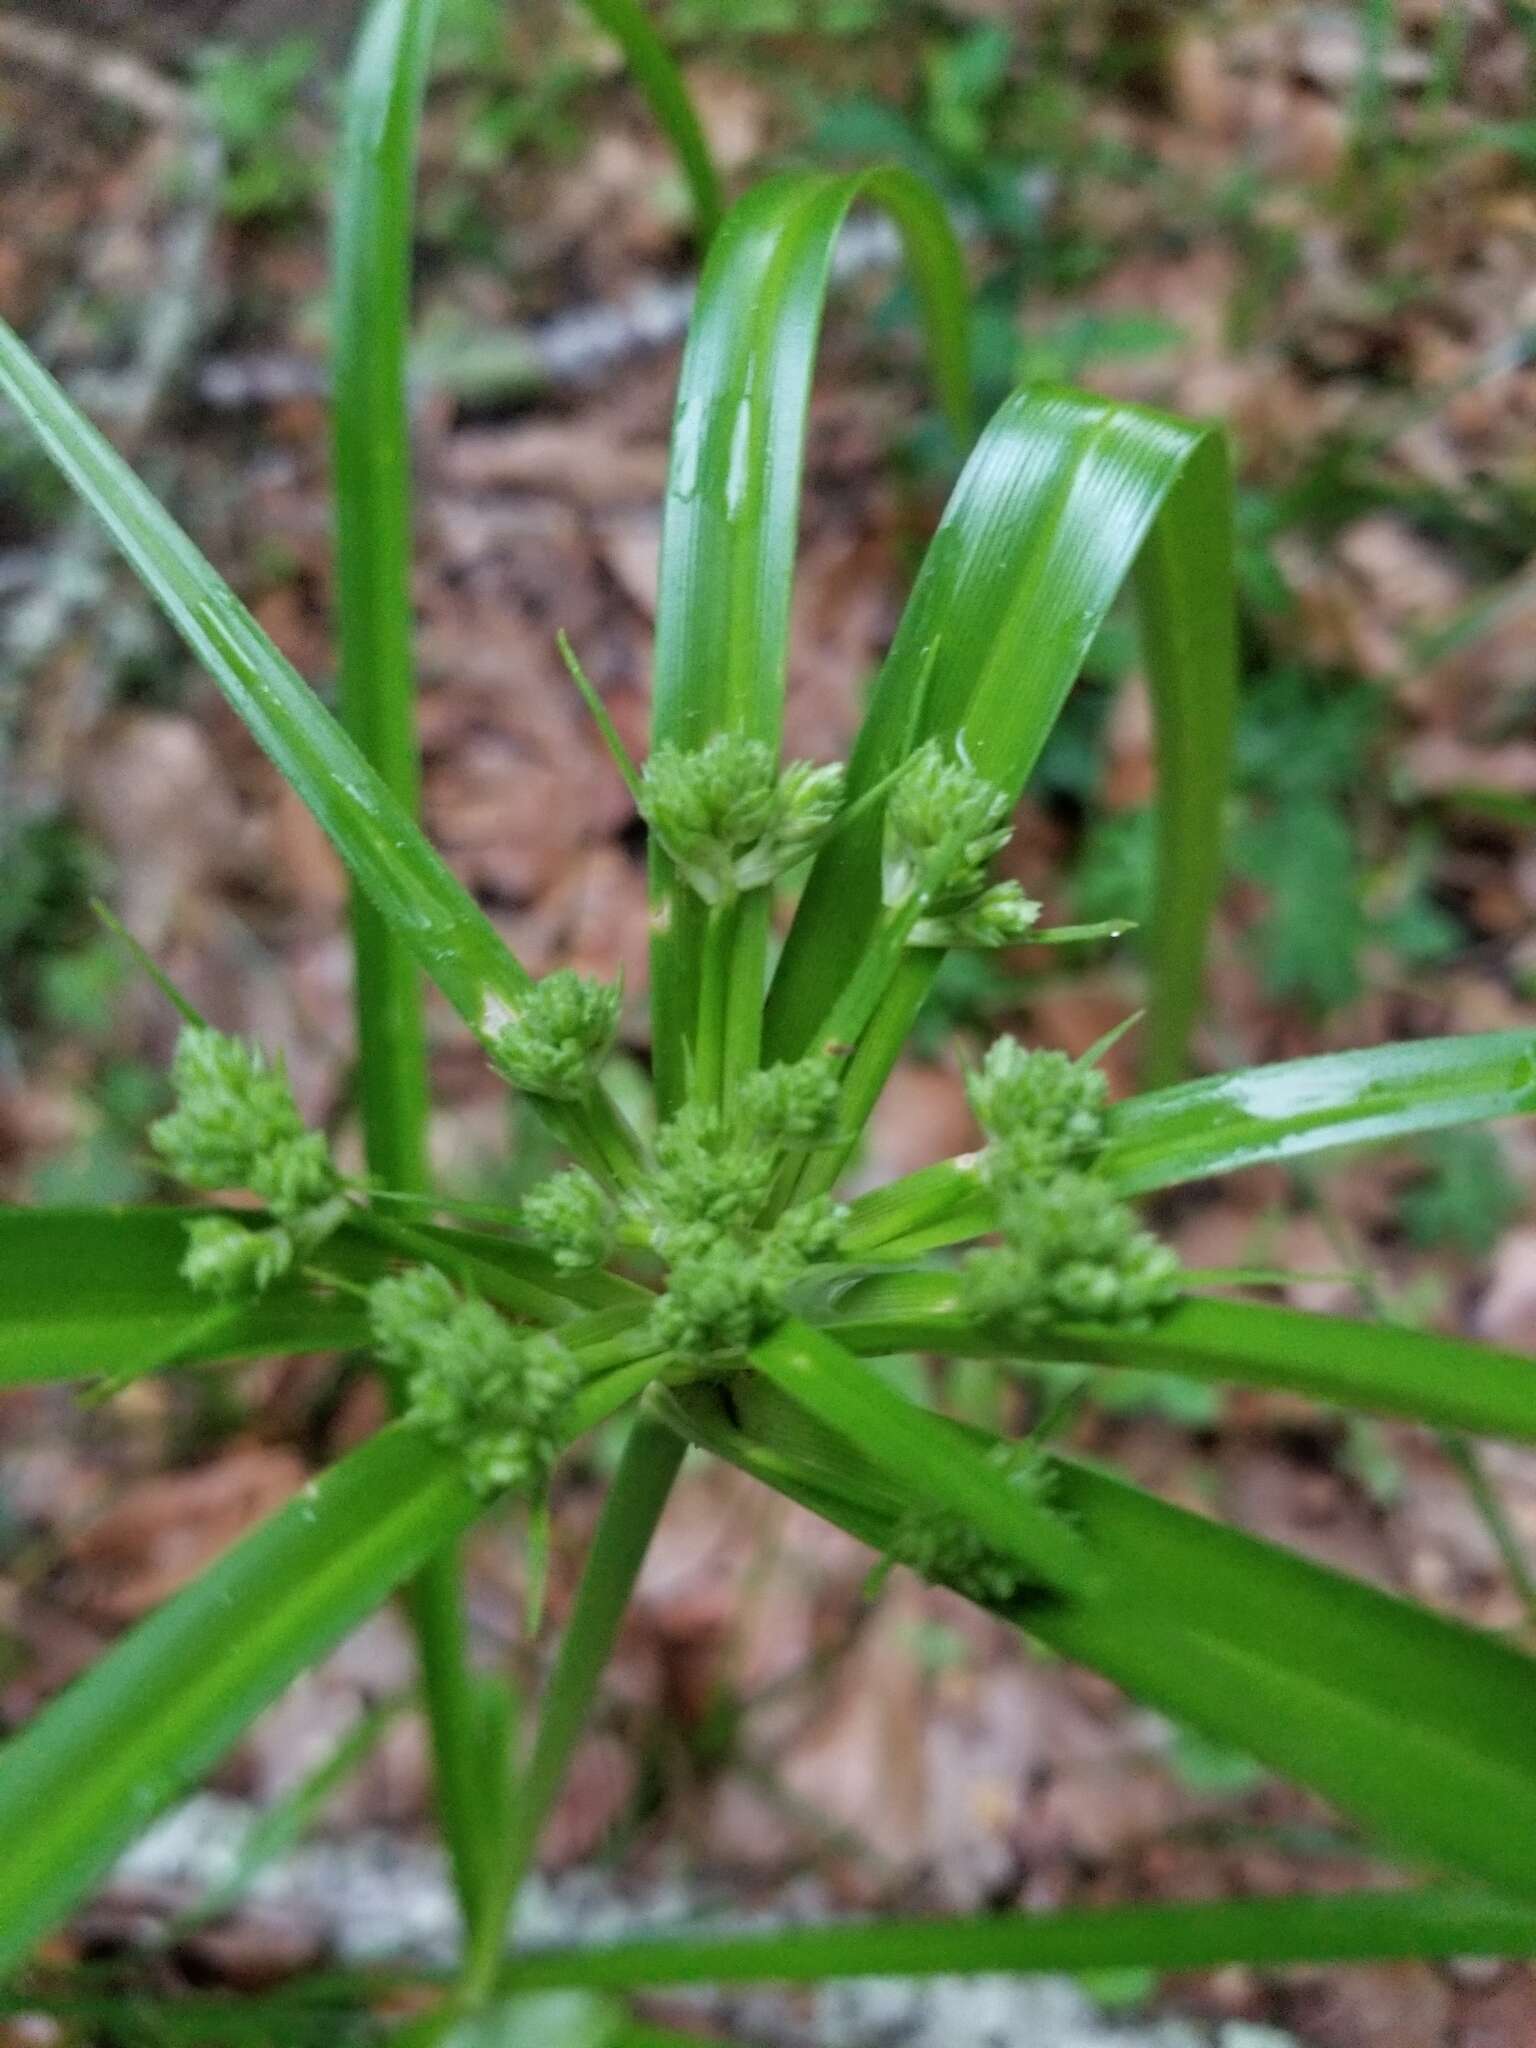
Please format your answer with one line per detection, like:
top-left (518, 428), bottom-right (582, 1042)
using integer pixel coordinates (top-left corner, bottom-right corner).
top-left (2, 3), bottom-right (1536, 2043)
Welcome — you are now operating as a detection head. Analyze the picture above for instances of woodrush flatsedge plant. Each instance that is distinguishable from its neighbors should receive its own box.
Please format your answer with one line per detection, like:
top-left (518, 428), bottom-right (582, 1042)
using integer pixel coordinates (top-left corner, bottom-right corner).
top-left (2, 1), bottom-right (1536, 2038)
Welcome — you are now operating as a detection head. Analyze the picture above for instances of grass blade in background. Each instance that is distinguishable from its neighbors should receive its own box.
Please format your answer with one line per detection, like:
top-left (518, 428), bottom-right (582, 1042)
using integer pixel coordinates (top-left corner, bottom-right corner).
top-left (1133, 428), bottom-right (1237, 1087)
top-left (767, 390), bottom-right (1234, 1115)
top-left (576, 0), bottom-right (723, 243)
top-left (0, 1425), bottom-right (477, 1976)
top-left (648, 168), bottom-right (971, 1114)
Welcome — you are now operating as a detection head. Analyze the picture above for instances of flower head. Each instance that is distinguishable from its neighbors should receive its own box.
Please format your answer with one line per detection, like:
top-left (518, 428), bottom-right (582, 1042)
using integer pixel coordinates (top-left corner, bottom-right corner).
top-left (968, 1041), bottom-right (1110, 1188)
top-left (641, 734), bottom-right (844, 904)
top-left (887, 1445), bottom-right (1067, 1606)
top-left (151, 1027), bottom-right (338, 1215)
top-left (521, 1169), bottom-right (615, 1272)
top-left (964, 1171), bottom-right (1180, 1336)
top-left (489, 971), bottom-right (622, 1102)
top-left (369, 1267), bottom-right (581, 1498)
top-left (883, 741), bottom-right (1012, 908)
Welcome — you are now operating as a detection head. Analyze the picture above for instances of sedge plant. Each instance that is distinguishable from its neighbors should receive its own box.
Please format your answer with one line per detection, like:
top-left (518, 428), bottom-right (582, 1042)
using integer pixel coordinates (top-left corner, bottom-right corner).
top-left (3, 1), bottom-right (1536, 2038)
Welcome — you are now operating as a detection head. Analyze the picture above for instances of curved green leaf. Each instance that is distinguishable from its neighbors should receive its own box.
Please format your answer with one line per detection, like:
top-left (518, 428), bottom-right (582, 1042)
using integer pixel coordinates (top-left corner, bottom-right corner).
top-left (817, 1274), bottom-right (1536, 1444)
top-left (648, 168), bottom-right (972, 1115)
top-left (766, 388), bottom-right (1235, 1102)
top-left (659, 1376), bottom-right (1536, 1905)
top-left (0, 1424), bottom-right (477, 1975)
top-left (842, 1029), bottom-right (1536, 1258)
top-left (576, 0), bottom-right (723, 243)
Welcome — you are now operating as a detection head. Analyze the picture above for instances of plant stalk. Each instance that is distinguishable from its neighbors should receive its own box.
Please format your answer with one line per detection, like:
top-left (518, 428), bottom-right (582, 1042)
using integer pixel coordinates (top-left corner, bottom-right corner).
top-left (332, 0), bottom-right (492, 1951)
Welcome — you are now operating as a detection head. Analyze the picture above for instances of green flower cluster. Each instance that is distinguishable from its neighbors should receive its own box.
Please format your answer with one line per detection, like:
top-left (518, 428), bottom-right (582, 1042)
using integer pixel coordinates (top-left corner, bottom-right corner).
top-left (151, 1026), bottom-right (347, 1296)
top-left (966, 1040), bottom-right (1109, 1192)
top-left (637, 1056), bottom-right (847, 1362)
top-left (488, 971), bottom-right (622, 1102)
top-left (962, 1038), bottom-right (1180, 1337)
top-left (650, 1194), bottom-right (845, 1360)
top-left (369, 1265), bottom-right (580, 1498)
top-left (887, 1445), bottom-right (1065, 1606)
top-left (881, 741), bottom-right (1039, 949)
top-left (641, 733), bottom-right (844, 905)
top-left (522, 1168), bottom-right (615, 1272)
top-left (509, 1052), bottom-right (847, 1361)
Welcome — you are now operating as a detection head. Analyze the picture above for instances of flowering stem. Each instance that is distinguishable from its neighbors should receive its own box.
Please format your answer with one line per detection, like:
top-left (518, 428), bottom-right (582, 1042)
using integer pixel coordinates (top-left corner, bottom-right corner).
top-left (463, 1405), bottom-right (685, 2002)
top-left (692, 897), bottom-right (738, 1111)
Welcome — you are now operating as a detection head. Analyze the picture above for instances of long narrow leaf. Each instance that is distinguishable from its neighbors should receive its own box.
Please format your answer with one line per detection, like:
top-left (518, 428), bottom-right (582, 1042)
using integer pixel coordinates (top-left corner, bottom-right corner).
top-left (841, 1029), bottom-right (1536, 1257)
top-left (749, 1319), bottom-right (1098, 1595)
top-left (0, 318), bottom-right (533, 1041)
top-left (648, 169), bottom-right (972, 1114)
top-left (815, 1277), bottom-right (1536, 1445)
top-left (1108, 1029), bottom-right (1536, 1194)
top-left (0, 1424), bottom-right (477, 1974)
top-left (0, 1208), bottom-right (632, 1384)
top-left (499, 1887), bottom-right (1536, 1992)
top-left (658, 1376), bottom-right (1536, 1904)
top-left (333, 0), bottom-right (441, 1195)
top-left (767, 389), bottom-right (1235, 1096)
top-left (333, 0), bottom-right (497, 1943)
top-left (1133, 430), bottom-right (1236, 1085)
top-left (0, 1209), bottom-right (370, 1379)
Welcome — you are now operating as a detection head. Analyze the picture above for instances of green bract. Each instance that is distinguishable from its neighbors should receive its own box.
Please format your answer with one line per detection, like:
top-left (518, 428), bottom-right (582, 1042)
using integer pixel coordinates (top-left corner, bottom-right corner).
top-left (3, 7), bottom-right (1536, 2031)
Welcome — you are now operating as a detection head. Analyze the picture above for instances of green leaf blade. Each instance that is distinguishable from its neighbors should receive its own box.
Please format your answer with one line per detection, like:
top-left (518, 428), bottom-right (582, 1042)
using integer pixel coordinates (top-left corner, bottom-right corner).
top-left (842, 1030), bottom-right (1536, 1258)
top-left (766, 391), bottom-right (1234, 1097)
top-left (0, 1424), bottom-right (477, 1974)
top-left (576, 0), bottom-right (723, 243)
top-left (332, 0), bottom-right (442, 1195)
top-left (647, 168), bottom-right (972, 1114)
top-left (818, 1278), bottom-right (1536, 1447)
top-left (0, 316), bottom-right (528, 1039)
top-left (0, 1208), bottom-right (370, 1381)
top-left (498, 1888), bottom-right (1536, 1992)
top-left (1107, 1030), bottom-right (1536, 1195)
